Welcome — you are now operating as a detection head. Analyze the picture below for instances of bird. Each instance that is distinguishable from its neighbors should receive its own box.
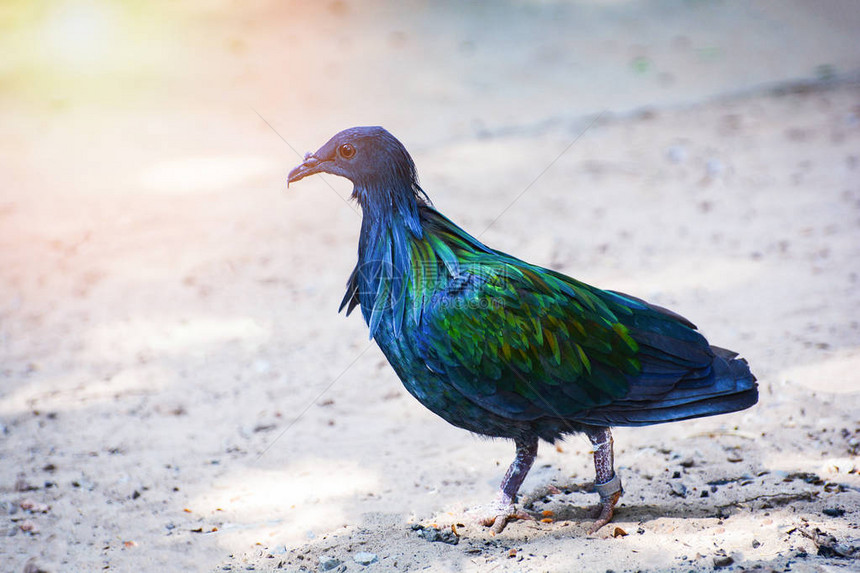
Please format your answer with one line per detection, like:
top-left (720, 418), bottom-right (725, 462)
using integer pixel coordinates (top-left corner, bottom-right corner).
top-left (287, 126), bottom-right (758, 534)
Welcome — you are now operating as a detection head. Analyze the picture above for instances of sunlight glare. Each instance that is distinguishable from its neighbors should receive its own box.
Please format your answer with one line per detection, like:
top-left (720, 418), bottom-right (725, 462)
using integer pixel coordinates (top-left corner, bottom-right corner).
top-left (42, 1), bottom-right (120, 73)
top-left (138, 156), bottom-right (278, 194)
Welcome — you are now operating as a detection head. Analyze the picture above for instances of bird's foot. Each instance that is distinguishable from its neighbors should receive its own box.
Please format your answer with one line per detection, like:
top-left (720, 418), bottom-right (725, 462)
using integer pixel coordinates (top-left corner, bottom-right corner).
top-left (469, 499), bottom-right (533, 535)
top-left (587, 490), bottom-right (621, 534)
top-left (587, 474), bottom-right (623, 534)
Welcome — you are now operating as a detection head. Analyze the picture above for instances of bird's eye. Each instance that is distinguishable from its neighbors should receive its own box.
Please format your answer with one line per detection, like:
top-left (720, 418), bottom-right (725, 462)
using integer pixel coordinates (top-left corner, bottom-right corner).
top-left (338, 143), bottom-right (356, 159)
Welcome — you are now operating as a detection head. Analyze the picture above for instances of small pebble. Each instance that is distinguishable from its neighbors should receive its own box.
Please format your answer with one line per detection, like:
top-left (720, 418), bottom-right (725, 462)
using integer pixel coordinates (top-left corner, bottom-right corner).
top-left (19, 520), bottom-right (39, 534)
top-left (353, 552), bottom-right (378, 565)
top-left (412, 524), bottom-right (458, 545)
top-left (319, 555), bottom-right (342, 571)
top-left (822, 508), bottom-right (845, 517)
top-left (752, 539), bottom-right (761, 548)
top-left (666, 145), bottom-right (687, 164)
top-left (20, 499), bottom-right (50, 513)
top-left (713, 554), bottom-right (734, 568)
top-left (706, 158), bottom-right (724, 177)
top-left (670, 482), bottom-right (687, 497)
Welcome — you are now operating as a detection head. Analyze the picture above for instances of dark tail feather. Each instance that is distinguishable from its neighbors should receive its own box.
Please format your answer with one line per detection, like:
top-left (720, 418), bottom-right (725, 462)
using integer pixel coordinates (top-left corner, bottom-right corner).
top-left (579, 347), bottom-right (758, 427)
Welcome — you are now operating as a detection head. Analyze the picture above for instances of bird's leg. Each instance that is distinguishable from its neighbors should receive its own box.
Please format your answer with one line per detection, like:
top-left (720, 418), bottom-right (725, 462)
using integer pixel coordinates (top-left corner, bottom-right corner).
top-left (584, 426), bottom-right (622, 534)
top-left (476, 436), bottom-right (538, 534)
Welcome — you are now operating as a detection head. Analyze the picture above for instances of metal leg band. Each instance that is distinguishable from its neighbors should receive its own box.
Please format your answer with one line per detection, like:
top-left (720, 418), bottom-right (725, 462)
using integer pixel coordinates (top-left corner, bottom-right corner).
top-left (594, 474), bottom-right (622, 500)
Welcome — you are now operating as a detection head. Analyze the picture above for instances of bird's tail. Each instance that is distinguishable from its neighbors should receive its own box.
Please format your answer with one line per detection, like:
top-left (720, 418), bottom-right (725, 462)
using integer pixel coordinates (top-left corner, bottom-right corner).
top-left (581, 347), bottom-right (758, 427)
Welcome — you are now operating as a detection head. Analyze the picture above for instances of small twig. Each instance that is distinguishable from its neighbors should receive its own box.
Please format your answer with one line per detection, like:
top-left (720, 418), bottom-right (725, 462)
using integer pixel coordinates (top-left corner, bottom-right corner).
top-left (715, 490), bottom-right (818, 510)
top-left (686, 430), bottom-right (757, 440)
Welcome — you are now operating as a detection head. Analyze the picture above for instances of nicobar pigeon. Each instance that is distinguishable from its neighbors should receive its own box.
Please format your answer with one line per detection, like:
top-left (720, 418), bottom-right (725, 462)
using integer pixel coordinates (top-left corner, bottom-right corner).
top-left (288, 126), bottom-right (758, 534)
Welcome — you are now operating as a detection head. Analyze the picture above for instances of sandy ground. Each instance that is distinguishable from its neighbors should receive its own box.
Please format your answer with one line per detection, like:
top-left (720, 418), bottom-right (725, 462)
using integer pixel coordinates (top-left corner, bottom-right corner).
top-left (1, 1), bottom-right (860, 572)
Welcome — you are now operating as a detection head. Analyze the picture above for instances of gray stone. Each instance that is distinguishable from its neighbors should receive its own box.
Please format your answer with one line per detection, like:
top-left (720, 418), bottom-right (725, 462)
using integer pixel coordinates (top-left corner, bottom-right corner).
top-left (353, 552), bottom-right (378, 566)
top-left (669, 481), bottom-right (687, 497)
top-left (319, 555), bottom-right (342, 571)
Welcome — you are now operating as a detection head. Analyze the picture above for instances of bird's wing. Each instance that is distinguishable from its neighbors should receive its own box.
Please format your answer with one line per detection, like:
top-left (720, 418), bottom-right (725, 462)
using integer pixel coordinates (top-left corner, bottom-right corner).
top-left (409, 207), bottom-right (728, 423)
top-left (413, 251), bottom-right (651, 421)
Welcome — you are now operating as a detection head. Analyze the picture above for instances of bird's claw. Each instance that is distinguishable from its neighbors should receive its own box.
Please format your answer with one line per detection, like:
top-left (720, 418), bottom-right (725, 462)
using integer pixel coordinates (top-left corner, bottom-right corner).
top-left (586, 489), bottom-right (621, 534)
top-left (471, 500), bottom-right (533, 534)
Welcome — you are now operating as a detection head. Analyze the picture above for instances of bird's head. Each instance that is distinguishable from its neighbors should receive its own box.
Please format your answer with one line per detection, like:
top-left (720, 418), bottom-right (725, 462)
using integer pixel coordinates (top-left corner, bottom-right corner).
top-left (287, 126), bottom-right (428, 209)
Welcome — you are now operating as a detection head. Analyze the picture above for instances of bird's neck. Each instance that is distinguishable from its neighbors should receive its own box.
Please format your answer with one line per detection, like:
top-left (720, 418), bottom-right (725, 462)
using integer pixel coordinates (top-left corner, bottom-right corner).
top-left (354, 183), bottom-right (424, 336)
top-left (355, 182), bottom-right (423, 260)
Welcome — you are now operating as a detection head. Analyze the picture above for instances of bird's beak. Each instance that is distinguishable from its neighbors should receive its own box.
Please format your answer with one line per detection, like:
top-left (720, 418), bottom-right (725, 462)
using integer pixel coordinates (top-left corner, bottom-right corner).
top-left (287, 153), bottom-right (327, 187)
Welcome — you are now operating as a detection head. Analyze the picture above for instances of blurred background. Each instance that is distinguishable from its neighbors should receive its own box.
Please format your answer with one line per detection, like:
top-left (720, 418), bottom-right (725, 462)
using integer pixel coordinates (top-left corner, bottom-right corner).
top-left (1, 0), bottom-right (858, 216)
top-left (1, 1), bottom-right (859, 571)
top-left (3, 0), bottom-right (859, 159)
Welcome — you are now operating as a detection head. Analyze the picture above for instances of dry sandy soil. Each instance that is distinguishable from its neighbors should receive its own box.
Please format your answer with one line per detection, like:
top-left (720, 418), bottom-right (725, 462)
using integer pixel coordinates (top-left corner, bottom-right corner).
top-left (1, 1), bottom-right (859, 572)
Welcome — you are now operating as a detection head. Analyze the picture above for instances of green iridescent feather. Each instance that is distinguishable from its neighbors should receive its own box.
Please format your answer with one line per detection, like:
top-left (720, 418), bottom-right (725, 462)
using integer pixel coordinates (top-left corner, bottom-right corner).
top-left (404, 208), bottom-right (644, 419)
